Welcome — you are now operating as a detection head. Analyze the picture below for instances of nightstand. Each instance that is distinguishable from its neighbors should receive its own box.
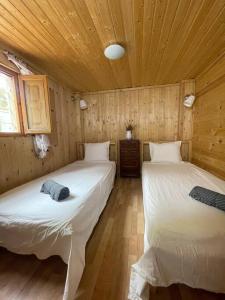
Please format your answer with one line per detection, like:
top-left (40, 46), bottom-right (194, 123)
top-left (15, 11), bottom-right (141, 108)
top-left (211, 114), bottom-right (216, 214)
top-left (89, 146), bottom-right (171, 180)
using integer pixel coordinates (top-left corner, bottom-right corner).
top-left (120, 139), bottom-right (140, 177)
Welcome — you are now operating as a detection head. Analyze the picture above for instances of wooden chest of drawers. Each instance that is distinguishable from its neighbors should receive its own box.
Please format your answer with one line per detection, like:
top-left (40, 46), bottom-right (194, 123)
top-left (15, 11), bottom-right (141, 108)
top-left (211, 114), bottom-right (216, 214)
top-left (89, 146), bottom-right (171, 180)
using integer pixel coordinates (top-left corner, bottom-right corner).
top-left (120, 139), bottom-right (140, 177)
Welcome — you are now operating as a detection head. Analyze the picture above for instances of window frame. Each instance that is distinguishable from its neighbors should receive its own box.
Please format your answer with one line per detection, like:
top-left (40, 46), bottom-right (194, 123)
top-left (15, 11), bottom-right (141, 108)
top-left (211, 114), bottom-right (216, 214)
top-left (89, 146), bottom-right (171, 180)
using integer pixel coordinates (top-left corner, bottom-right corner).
top-left (0, 64), bottom-right (24, 136)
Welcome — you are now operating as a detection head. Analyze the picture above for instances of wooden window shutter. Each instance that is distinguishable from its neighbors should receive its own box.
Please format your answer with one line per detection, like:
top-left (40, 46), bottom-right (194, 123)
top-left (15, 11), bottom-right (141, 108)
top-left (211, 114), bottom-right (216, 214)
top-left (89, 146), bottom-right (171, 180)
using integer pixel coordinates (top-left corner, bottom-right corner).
top-left (19, 75), bottom-right (51, 134)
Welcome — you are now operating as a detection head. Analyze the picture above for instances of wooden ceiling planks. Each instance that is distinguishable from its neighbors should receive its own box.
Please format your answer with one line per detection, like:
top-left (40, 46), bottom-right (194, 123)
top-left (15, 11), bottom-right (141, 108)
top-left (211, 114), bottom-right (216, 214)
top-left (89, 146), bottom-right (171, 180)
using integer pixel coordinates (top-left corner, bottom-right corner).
top-left (175, 0), bottom-right (225, 81)
top-left (0, 0), bottom-right (224, 92)
top-left (0, 0), bottom-right (88, 90)
top-left (85, 0), bottom-right (132, 88)
top-left (158, 0), bottom-right (205, 82)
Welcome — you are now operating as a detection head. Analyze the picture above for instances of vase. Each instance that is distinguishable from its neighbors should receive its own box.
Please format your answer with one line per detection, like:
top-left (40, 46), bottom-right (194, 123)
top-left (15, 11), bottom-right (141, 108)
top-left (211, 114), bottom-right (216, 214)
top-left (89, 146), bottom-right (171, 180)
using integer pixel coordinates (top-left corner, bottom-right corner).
top-left (126, 130), bottom-right (132, 140)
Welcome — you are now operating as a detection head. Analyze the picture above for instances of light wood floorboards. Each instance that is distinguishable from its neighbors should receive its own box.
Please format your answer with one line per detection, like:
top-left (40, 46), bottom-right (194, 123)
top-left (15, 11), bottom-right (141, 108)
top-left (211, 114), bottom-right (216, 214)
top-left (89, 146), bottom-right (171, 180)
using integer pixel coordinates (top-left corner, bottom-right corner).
top-left (0, 178), bottom-right (224, 300)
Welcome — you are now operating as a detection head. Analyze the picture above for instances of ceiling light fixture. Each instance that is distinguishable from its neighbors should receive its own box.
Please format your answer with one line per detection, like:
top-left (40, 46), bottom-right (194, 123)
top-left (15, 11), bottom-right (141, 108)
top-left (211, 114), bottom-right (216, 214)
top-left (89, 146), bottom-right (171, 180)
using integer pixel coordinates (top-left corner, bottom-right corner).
top-left (104, 44), bottom-right (125, 60)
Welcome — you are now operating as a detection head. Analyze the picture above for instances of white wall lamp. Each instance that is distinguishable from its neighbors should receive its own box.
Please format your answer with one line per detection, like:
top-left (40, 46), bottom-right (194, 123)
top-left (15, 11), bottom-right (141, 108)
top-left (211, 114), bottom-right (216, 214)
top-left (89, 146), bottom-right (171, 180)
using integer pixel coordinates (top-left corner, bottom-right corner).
top-left (71, 94), bottom-right (88, 110)
top-left (104, 44), bottom-right (125, 60)
top-left (80, 99), bottom-right (88, 110)
top-left (184, 94), bottom-right (196, 108)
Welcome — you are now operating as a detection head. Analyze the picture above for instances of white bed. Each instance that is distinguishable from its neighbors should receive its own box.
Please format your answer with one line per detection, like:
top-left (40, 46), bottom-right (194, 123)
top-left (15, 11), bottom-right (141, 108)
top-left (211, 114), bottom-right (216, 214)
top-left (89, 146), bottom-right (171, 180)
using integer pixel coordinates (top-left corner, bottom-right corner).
top-left (129, 162), bottom-right (225, 300)
top-left (0, 160), bottom-right (116, 300)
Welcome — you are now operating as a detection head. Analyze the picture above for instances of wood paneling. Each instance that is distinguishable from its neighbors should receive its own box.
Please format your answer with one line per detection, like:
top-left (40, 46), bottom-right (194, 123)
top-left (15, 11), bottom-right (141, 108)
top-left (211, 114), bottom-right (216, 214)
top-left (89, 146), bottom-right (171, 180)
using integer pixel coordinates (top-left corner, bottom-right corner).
top-left (0, 76), bottom-right (81, 194)
top-left (0, 1), bottom-right (224, 91)
top-left (178, 80), bottom-right (195, 141)
top-left (79, 81), bottom-right (194, 162)
top-left (193, 54), bottom-right (225, 179)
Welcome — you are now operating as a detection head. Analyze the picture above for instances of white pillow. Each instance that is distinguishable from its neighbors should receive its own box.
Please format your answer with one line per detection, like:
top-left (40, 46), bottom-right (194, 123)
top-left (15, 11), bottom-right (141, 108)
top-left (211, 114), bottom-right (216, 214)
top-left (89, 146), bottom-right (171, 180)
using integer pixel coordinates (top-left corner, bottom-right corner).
top-left (149, 141), bottom-right (182, 163)
top-left (84, 141), bottom-right (110, 161)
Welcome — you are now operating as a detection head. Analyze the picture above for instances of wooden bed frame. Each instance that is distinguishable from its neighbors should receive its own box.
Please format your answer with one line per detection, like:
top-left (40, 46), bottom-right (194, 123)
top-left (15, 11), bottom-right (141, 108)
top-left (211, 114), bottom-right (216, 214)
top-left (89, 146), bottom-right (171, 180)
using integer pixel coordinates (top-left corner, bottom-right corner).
top-left (142, 140), bottom-right (192, 162)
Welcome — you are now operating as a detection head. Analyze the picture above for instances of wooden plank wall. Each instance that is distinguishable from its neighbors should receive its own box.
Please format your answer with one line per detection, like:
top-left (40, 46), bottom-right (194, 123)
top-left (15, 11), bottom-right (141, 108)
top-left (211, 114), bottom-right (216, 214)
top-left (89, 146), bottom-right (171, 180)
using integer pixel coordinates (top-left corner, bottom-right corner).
top-left (193, 54), bottom-right (225, 179)
top-left (0, 47), bottom-right (195, 194)
top-left (0, 55), bottom-right (81, 194)
top-left (79, 80), bottom-right (195, 163)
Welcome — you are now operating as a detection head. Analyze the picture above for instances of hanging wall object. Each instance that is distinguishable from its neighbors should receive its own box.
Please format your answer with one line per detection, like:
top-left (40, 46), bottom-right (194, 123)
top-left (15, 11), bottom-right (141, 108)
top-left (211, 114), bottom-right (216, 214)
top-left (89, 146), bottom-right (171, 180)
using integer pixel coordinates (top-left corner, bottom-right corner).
top-left (71, 93), bottom-right (88, 110)
top-left (80, 99), bottom-right (88, 110)
top-left (33, 134), bottom-right (51, 159)
top-left (184, 94), bottom-right (196, 108)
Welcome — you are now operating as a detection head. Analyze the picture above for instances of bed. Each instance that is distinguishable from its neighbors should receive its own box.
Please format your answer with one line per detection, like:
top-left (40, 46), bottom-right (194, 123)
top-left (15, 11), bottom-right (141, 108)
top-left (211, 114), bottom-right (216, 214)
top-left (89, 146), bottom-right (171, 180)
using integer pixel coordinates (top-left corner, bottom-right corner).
top-left (0, 159), bottom-right (116, 300)
top-left (129, 144), bottom-right (225, 300)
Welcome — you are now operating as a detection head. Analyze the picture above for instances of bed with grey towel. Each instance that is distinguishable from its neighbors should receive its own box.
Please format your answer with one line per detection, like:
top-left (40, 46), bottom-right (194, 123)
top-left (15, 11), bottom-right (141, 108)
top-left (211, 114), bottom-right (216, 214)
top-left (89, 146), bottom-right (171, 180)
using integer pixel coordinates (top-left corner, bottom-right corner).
top-left (129, 162), bottom-right (225, 300)
top-left (190, 186), bottom-right (225, 212)
top-left (0, 160), bottom-right (116, 300)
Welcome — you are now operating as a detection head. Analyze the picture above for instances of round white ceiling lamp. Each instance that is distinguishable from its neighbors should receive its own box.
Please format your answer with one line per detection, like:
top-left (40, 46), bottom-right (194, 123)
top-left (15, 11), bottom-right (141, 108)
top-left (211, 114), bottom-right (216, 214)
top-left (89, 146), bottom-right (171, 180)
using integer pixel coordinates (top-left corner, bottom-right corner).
top-left (104, 44), bottom-right (125, 60)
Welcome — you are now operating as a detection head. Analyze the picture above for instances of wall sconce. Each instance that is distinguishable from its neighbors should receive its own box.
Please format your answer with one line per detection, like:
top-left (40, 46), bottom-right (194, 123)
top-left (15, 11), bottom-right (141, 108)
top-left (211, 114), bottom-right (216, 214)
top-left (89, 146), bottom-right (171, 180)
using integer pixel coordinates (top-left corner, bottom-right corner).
top-left (71, 94), bottom-right (88, 110)
top-left (80, 99), bottom-right (88, 110)
top-left (184, 94), bottom-right (195, 108)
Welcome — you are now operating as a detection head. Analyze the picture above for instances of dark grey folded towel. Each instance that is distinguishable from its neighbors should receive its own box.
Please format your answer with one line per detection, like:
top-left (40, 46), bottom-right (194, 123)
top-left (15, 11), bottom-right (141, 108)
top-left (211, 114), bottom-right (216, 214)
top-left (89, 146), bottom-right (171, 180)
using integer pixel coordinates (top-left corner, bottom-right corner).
top-left (189, 186), bottom-right (225, 212)
top-left (41, 180), bottom-right (70, 201)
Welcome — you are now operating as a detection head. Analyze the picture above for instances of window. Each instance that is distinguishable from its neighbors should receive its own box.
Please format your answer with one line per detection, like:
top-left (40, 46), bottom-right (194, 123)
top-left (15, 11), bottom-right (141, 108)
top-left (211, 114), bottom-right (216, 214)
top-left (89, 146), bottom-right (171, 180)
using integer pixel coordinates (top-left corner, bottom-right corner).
top-left (0, 66), bottom-right (51, 136)
top-left (0, 66), bottom-right (21, 134)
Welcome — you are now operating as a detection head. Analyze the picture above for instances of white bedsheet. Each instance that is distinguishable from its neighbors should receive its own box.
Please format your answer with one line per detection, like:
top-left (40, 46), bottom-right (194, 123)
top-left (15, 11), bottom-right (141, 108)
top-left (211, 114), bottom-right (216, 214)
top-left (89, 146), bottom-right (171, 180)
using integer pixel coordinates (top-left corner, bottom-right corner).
top-left (129, 162), bottom-right (225, 300)
top-left (0, 160), bottom-right (116, 300)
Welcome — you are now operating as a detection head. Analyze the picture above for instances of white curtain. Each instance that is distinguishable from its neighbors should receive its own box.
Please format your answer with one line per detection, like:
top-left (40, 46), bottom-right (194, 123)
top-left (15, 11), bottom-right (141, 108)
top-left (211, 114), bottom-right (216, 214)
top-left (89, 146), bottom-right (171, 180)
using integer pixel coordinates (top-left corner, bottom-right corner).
top-left (33, 135), bottom-right (51, 159)
top-left (4, 51), bottom-right (51, 159)
top-left (3, 51), bottom-right (33, 75)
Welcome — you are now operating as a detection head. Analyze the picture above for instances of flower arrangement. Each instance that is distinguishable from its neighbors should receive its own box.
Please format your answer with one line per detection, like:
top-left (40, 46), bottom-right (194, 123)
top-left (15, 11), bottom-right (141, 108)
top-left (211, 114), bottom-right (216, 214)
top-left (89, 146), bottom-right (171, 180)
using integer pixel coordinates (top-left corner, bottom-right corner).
top-left (125, 120), bottom-right (135, 131)
top-left (125, 120), bottom-right (135, 139)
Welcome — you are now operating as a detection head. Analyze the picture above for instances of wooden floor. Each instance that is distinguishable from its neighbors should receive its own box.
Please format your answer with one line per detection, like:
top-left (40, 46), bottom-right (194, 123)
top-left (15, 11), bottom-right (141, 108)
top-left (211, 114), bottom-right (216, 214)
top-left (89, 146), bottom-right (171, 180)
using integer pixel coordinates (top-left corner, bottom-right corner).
top-left (0, 178), bottom-right (225, 300)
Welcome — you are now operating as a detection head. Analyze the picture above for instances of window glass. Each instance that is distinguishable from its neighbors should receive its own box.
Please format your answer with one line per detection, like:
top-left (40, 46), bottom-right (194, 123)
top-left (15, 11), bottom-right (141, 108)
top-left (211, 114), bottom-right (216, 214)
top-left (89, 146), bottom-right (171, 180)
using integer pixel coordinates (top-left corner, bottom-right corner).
top-left (0, 71), bottom-right (20, 133)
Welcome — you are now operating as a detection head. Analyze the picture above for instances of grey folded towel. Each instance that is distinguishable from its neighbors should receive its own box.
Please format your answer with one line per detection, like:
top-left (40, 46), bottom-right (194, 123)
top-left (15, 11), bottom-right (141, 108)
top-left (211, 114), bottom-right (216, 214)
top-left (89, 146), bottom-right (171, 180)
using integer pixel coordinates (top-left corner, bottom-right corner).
top-left (41, 180), bottom-right (70, 201)
top-left (189, 186), bottom-right (225, 212)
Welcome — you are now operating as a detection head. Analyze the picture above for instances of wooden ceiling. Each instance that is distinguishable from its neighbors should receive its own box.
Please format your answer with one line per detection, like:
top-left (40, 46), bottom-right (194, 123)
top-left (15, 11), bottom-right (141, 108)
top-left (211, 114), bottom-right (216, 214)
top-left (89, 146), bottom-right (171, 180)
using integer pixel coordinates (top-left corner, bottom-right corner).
top-left (0, 0), bottom-right (225, 92)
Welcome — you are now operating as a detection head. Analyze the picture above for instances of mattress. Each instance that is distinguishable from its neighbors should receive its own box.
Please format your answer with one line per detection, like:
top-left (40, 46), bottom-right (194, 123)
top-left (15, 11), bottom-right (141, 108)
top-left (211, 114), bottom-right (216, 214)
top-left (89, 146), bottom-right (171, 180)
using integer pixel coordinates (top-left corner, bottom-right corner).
top-left (129, 162), bottom-right (225, 300)
top-left (0, 160), bottom-right (116, 300)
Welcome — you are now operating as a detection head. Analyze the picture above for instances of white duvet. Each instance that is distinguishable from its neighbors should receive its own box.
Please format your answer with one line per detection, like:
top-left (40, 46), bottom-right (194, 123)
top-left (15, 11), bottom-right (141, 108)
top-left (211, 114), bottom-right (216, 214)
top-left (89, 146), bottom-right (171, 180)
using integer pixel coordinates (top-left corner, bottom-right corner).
top-left (129, 162), bottom-right (225, 300)
top-left (0, 160), bottom-right (116, 300)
